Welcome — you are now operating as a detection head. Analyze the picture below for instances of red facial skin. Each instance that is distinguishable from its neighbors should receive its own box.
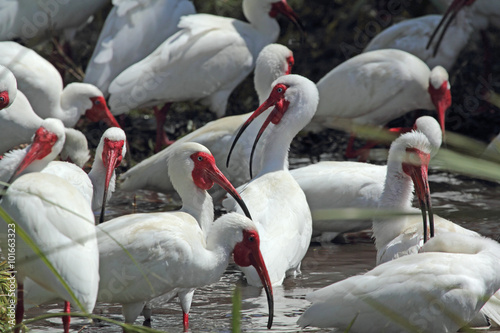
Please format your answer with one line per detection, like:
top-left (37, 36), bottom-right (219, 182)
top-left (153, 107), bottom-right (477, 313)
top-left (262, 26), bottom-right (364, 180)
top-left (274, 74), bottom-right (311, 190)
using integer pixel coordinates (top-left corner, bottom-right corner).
top-left (428, 81), bottom-right (451, 135)
top-left (233, 229), bottom-right (274, 328)
top-left (85, 96), bottom-right (121, 128)
top-left (0, 91), bottom-right (9, 109)
top-left (98, 138), bottom-right (125, 224)
top-left (13, 127), bottom-right (58, 179)
top-left (190, 151), bottom-right (252, 219)
top-left (269, 0), bottom-right (303, 33)
top-left (286, 56), bottom-right (294, 75)
top-left (402, 147), bottom-right (434, 242)
top-left (226, 83), bottom-right (290, 178)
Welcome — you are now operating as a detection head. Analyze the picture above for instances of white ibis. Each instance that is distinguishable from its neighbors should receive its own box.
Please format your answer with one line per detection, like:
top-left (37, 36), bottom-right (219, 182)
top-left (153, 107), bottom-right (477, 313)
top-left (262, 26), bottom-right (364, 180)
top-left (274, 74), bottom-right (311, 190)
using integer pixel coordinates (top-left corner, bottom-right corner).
top-left (0, 41), bottom-right (120, 128)
top-left (107, 0), bottom-right (301, 152)
top-left (0, 89), bottom-right (90, 166)
top-left (0, 118), bottom-right (66, 185)
top-left (96, 142), bottom-right (272, 330)
top-left (370, 129), bottom-right (500, 327)
top-left (84, 0), bottom-right (196, 96)
top-left (308, 49), bottom-right (451, 158)
top-left (0, 172), bottom-right (99, 333)
top-left (0, 120), bottom-right (125, 223)
top-left (0, 65), bottom-right (90, 164)
top-left (373, 131), bottom-right (480, 265)
top-left (119, 43), bottom-right (294, 201)
top-left (428, 0), bottom-right (500, 57)
top-left (290, 116), bottom-right (442, 243)
top-left (224, 75), bottom-right (318, 286)
top-left (43, 127), bottom-right (127, 221)
top-left (0, 0), bottom-right (107, 42)
top-left (363, 13), bottom-right (473, 71)
top-left (0, 66), bottom-right (42, 155)
top-left (16, 128), bottom-right (126, 329)
top-left (297, 232), bottom-right (500, 332)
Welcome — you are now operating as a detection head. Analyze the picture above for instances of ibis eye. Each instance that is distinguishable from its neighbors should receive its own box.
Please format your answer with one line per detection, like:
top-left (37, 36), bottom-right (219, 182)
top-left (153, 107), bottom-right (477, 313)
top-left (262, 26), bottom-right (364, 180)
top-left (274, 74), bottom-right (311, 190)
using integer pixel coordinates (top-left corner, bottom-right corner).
top-left (248, 235), bottom-right (255, 242)
top-left (277, 87), bottom-right (283, 93)
top-left (197, 156), bottom-right (203, 161)
top-left (94, 99), bottom-right (101, 105)
top-left (0, 97), bottom-right (4, 102)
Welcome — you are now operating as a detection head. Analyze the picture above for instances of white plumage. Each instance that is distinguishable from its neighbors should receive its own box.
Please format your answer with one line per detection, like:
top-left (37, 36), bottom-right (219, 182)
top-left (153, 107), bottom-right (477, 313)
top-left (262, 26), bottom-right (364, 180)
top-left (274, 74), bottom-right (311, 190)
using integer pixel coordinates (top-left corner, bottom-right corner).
top-left (0, 0), bottom-right (108, 42)
top-left (0, 172), bottom-right (99, 332)
top-left (364, 14), bottom-right (473, 71)
top-left (119, 43), bottom-right (294, 201)
top-left (0, 65), bottom-right (90, 164)
top-left (223, 75), bottom-right (318, 286)
top-left (108, 0), bottom-right (299, 116)
top-left (291, 116), bottom-right (442, 242)
top-left (85, 0), bottom-right (196, 96)
top-left (96, 142), bottom-right (270, 329)
top-left (298, 232), bottom-right (500, 332)
top-left (309, 49), bottom-right (451, 139)
top-left (0, 41), bottom-right (120, 128)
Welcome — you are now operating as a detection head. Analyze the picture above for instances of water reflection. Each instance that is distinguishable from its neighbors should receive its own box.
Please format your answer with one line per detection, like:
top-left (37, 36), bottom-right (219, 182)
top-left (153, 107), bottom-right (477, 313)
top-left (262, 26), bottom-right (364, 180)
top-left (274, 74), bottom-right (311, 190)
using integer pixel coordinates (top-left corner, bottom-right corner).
top-left (24, 165), bottom-right (500, 332)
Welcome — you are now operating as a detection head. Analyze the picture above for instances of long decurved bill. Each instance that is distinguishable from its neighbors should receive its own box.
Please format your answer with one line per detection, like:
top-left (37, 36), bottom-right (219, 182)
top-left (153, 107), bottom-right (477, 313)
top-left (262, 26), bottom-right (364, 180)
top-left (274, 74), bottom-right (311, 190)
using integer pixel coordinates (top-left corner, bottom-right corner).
top-left (426, 0), bottom-right (473, 57)
top-left (9, 127), bottom-right (58, 184)
top-left (250, 246), bottom-right (274, 329)
top-left (99, 138), bottom-right (125, 223)
top-left (226, 92), bottom-right (288, 178)
top-left (86, 96), bottom-right (121, 128)
top-left (205, 162), bottom-right (253, 220)
top-left (402, 148), bottom-right (434, 242)
top-left (271, 0), bottom-right (305, 37)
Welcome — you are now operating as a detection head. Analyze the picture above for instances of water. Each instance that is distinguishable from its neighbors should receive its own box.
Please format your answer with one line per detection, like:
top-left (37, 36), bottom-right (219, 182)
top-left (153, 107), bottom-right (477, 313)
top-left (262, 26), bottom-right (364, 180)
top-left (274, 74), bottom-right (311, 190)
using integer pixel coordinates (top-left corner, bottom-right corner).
top-left (24, 163), bottom-right (500, 332)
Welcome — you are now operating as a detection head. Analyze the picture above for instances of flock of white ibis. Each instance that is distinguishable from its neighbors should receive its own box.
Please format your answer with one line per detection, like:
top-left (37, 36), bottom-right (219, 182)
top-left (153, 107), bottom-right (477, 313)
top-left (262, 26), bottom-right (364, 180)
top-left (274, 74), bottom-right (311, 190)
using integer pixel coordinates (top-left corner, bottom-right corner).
top-left (0, 0), bottom-right (499, 332)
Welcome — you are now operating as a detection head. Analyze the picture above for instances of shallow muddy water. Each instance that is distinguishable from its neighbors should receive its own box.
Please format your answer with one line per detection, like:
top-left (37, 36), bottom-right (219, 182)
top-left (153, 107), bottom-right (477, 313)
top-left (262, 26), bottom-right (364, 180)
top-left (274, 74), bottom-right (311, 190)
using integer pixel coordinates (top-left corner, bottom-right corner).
top-left (24, 160), bottom-right (500, 333)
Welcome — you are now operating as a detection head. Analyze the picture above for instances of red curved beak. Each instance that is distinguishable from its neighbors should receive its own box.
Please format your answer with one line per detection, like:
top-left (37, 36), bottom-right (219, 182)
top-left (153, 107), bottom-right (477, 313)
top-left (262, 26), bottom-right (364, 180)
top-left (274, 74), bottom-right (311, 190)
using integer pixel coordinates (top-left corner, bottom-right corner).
top-left (204, 161), bottom-right (252, 220)
top-left (270, 0), bottom-right (305, 35)
top-left (402, 148), bottom-right (434, 242)
top-left (226, 94), bottom-right (288, 178)
top-left (86, 96), bottom-right (121, 128)
top-left (10, 127), bottom-right (58, 183)
top-left (429, 81), bottom-right (451, 137)
top-left (234, 230), bottom-right (274, 329)
top-left (98, 138), bottom-right (124, 223)
top-left (250, 248), bottom-right (274, 329)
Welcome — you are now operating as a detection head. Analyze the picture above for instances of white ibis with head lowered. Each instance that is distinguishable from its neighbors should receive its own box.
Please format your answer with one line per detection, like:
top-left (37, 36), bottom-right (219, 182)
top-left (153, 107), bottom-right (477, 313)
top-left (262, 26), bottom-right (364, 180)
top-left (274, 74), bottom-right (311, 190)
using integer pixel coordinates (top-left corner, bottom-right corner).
top-left (297, 232), bottom-right (500, 332)
top-left (119, 43), bottom-right (294, 201)
top-left (43, 127), bottom-right (127, 221)
top-left (84, 0), bottom-right (196, 96)
top-left (108, 0), bottom-right (301, 152)
top-left (0, 172), bottom-right (99, 333)
top-left (290, 116), bottom-right (442, 242)
top-left (224, 74), bottom-right (318, 286)
top-left (0, 65), bottom-right (90, 164)
top-left (0, 41), bottom-right (120, 128)
top-left (96, 142), bottom-right (272, 330)
top-left (308, 49), bottom-right (451, 158)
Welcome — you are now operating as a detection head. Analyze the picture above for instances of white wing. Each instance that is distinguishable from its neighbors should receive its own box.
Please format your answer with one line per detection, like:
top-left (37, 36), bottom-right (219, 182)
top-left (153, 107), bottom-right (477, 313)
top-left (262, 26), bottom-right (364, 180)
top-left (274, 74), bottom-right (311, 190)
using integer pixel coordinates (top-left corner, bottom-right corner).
top-left (85, 0), bottom-right (195, 95)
